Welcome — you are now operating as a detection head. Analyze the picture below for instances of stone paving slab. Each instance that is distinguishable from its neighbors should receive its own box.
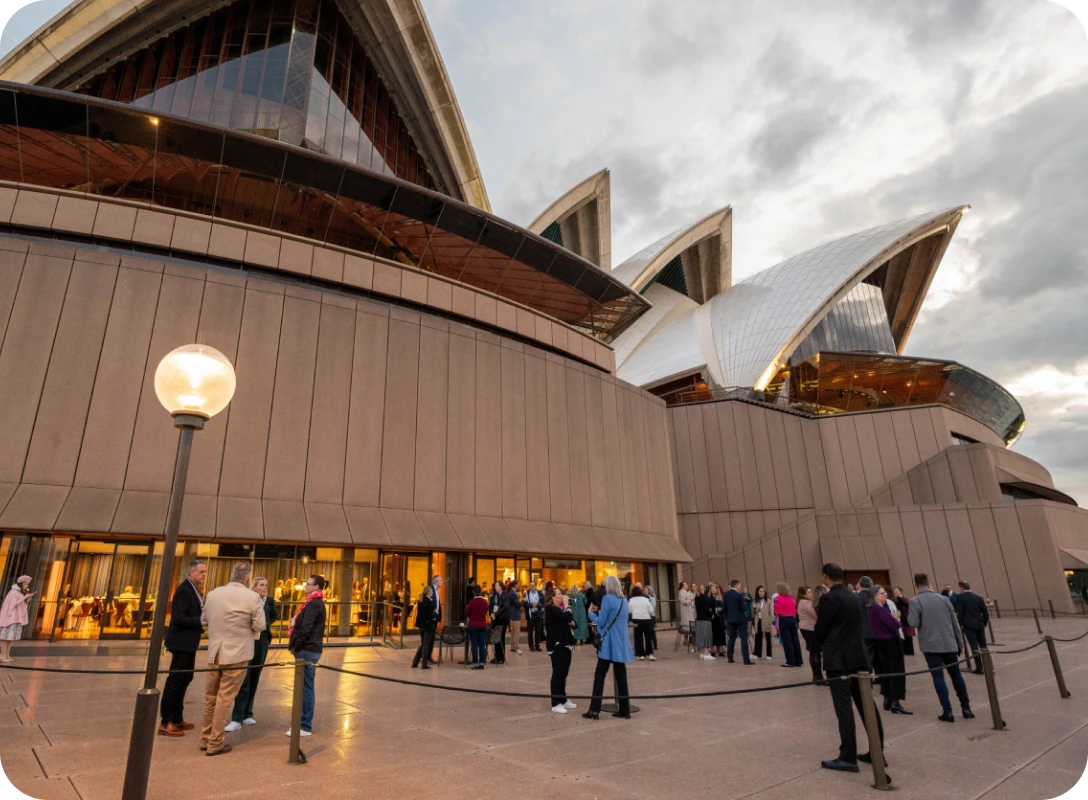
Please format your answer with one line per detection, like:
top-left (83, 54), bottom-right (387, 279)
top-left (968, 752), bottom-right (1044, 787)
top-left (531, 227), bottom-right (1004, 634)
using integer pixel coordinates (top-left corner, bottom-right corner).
top-left (0, 619), bottom-right (1086, 800)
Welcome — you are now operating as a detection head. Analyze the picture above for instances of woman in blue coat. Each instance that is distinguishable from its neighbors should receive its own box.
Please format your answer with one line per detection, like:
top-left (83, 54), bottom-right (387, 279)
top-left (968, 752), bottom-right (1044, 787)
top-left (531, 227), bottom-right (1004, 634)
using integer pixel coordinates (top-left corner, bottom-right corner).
top-left (584, 575), bottom-right (635, 720)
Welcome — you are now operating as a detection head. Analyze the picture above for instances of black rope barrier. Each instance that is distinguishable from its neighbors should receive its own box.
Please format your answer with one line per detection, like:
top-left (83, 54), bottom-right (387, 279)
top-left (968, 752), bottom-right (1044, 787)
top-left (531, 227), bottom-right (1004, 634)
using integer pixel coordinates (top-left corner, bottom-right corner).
top-left (987, 640), bottom-right (1048, 655)
top-left (0, 660), bottom-right (293, 675)
top-left (1051, 630), bottom-right (1088, 643)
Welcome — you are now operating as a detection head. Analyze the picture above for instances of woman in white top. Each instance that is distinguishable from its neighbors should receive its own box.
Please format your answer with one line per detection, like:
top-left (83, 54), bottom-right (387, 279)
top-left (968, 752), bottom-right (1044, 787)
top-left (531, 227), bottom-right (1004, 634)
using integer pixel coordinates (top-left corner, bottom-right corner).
top-left (628, 586), bottom-right (657, 661)
top-left (677, 582), bottom-right (696, 629)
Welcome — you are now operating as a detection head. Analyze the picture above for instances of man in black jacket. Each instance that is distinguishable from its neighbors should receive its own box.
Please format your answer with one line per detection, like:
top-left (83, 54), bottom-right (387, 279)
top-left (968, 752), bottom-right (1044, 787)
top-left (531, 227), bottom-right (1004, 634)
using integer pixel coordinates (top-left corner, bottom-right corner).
top-left (814, 563), bottom-right (887, 778)
top-left (411, 586), bottom-right (438, 669)
top-left (159, 559), bottom-right (207, 737)
top-left (286, 575), bottom-right (326, 737)
top-left (955, 581), bottom-right (989, 674)
top-left (722, 580), bottom-right (753, 665)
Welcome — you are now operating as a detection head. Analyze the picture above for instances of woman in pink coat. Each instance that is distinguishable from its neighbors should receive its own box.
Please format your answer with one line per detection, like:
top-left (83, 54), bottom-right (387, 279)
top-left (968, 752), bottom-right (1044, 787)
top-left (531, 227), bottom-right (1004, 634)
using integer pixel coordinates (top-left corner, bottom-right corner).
top-left (0, 576), bottom-right (34, 662)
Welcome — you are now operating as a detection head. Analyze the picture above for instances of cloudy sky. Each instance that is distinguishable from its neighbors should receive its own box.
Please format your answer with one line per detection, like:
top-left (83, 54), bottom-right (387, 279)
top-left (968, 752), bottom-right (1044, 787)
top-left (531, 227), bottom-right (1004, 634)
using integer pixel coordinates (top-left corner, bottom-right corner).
top-left (3, 1), bottom-right (1087, 500)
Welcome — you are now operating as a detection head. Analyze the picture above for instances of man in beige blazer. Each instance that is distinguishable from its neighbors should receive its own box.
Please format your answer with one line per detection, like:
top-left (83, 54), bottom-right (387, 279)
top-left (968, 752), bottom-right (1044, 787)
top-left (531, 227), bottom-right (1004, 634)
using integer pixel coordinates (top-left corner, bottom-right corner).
top-left (199, 562), bottom-right (265, 755)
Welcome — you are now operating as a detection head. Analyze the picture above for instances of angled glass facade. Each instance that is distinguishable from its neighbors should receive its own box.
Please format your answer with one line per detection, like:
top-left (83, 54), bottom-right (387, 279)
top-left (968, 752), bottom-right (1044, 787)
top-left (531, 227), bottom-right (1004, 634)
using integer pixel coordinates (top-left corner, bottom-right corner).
top-left (790, 281), bottom-right (896, 363)
top-left (75, 0), bottom-right (439, 191)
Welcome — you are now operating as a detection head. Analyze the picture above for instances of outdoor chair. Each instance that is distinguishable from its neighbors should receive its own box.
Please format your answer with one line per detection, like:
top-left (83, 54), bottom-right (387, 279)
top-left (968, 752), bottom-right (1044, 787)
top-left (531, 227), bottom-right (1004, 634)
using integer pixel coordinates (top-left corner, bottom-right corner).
top-left (439, 624), bottom-right (466, 665)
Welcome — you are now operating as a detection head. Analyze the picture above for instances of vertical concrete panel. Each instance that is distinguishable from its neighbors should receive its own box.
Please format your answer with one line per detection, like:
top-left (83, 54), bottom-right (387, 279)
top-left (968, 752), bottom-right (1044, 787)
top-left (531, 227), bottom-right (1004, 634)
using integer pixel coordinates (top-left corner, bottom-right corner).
top-left (698, 513), bottom-right (716, 558)
top-left (687, 403), bottom-right (713, 512)
top-left (474, 340), bottom-right (503, 517)
top-left (218, 288), bottom-right (284, 498)
top-left (946, 449), bottom-right (981, 504)
top-left (779, 526), bottom-right (805, 588)
top-left (921, 507), bottom-right (958, 590)
top-left (853, 414), bottom-right (885, 494)
top-left (343, 310), bottom-right (388, 507)
top-left (871, 413), bottom-right (904, 485)
top-left (22, 261), bottom-right (117, 486)
top-left (414, 325), bottom-right (451, 512)
top-left (744, 545), bottom-right (766, 592)
top-left (836, 417), bottom-right (868, 504)
top-left (910, 409), bottom-right (940, 461)
top-left (583, 372), bottom-right (609, 527)
top-left (185, 279), bottom-right (245, 497)
top-left (782, 415), bottom-right (813, 509)
top-left (762, 537), bottom-right (785, 587)
top-left (748, 406), bottom-right (780, 509)
top-left (523, 354), bottom-right (549, 521)
top-left (714, 511), bottom-right (733, 553)
top-left (890, 411), bottom-right (922, 472)
top-left (0, 254), bottom-right (72, 483)
top-left (261, 295), bottom-right (320, 501)
top-left (731, 512), bottom-right (750, 550)
top-left (617, 388), bottom-right (640, 531)
top-left (819, 418), bottom-right (851, 507)
top-left (765, 412), bottom-right (796, 510)
top-left (907, 466), bottom-right (935, 505)
top-left (928, 456), bottom-right (958, 504)
top-left (499, 347), bottom-right (527, 520)
top-left (945, 506), bottom-right (986, 596)
top-left (545, 359), bottom-right (572, 523)
top-left (746, 510), bottom-right (766, 540)
top-left (900, 510), bottom-right (934, 580)
top-left (303, 303), bottom-right (355, 504)
top-left (701, 404), bottom-right (729, 512)
top-left (124, 273), bottom-right (205, 493)
top-left (1016, 503), bottom-right (1070, 611)
top-left (378, 318), bottom-right (420, 509)
top-left (0, 248), bottom-right (27, 348)
top-left (601, 380), bottom-right (627, 529)
top-left (630, 392), bottom-right (655, 533)
top-left (716, 403), bottom-right (747, 511)
top-left (671, 407), bottom-right (698, 514)
top-left (445, 332), bottom-right (476, 515)
top-left (566, 367), bottom-right (593, 526)
top-left (644, 401), bottom-right (675, 536)
top-left (797, 514), bottom-right (821, 581)
top-left (992, 505), bottom-right (1040, 611)
top-left (928, 407), bottom-right (951, 450)
top-left (731, 404), bottom-right (763, 511)
top-left (679, 515), bottom-right (700, 558)
top-left (968, 447), bottom-right (1002, 503)
top-left (967, 506), bottom-right (1013, 611)
top-left (801, 418), bottom-right (832, 509)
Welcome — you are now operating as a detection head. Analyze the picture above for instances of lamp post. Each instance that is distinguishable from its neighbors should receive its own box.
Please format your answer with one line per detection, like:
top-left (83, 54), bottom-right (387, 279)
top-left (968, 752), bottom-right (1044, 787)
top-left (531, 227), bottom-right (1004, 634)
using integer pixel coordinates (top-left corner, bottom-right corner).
top-left (122, 344), bottom-right (236, 800)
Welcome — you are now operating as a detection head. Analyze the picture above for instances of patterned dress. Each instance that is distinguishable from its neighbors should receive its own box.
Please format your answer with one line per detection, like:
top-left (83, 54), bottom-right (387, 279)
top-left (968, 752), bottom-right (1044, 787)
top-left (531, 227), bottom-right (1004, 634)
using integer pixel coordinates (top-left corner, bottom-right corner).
top-left (569, 591), bottom-right (589, 641)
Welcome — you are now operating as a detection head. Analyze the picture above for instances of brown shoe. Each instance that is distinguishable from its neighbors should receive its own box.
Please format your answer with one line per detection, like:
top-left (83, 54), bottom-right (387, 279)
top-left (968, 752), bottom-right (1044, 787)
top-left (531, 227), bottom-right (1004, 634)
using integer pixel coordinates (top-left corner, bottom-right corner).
top-left (176, 721), bottom-right (195, 731)
top-left (157, 723), bottom-right (185, 737)
top-left (206, 744), bottom-right (232, 757)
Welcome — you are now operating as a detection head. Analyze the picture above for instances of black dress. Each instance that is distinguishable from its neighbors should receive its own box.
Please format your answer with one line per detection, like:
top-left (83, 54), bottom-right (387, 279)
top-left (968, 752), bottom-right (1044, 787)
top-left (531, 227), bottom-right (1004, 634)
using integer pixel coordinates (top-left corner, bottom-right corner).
top-left (711, 598), bottom-right (726, 648)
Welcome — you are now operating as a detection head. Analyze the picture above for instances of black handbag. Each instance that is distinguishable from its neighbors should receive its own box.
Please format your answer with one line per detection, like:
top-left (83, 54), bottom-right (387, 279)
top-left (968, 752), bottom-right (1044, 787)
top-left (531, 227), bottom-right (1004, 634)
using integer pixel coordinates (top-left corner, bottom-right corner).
top-left (592, 631), bottom-right (604, 651)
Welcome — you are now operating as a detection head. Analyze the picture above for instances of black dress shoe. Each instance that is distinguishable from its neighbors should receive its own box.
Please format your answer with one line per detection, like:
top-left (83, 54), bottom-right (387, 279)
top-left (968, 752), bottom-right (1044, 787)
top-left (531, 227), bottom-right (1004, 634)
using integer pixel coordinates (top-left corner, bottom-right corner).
top-left (858, 752), bottom-right (889, 767)
top-left (883, 698), bottom-right (892, 711)
top-left (971, 669), bottom-right (985, 675)
top-left (938, 712), bottom-right (955, 723)
top-left (962, 709), bottom-right (975, 719)
top-left (821, 760), bottom-right (860, 773)
top-left (421, 665), bottom-right (431, 670)
top-left (410, 663), bottom-right (419, 668)
top-left (890, 702), bottom-right (913, 715)
top-left (582, 711), bottom-right (600, 720)
top-left (611, 711), bottom-right (631, 719)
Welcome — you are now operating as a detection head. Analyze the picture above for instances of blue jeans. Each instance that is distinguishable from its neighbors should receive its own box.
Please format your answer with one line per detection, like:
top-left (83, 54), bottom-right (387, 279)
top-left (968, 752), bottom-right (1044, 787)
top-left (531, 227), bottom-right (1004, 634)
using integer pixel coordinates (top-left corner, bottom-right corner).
top-left (298, 650), bottom-right (320, 732)
top-left (468, 628), bottom-right (487, 665)
top-left (924, 651), bottom-right (970, 714)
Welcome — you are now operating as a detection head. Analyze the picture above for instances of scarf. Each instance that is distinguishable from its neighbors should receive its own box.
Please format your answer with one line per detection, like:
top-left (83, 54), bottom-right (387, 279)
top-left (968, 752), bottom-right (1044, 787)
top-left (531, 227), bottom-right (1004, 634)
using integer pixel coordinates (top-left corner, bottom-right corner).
top-left (288, 590), bottom-right (323, 638)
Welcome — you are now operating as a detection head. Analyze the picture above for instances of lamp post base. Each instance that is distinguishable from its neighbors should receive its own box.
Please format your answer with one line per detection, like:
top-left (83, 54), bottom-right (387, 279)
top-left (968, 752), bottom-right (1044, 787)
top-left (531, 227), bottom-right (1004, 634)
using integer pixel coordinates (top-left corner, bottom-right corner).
top-left (122, 688), bottom-right (161, 800)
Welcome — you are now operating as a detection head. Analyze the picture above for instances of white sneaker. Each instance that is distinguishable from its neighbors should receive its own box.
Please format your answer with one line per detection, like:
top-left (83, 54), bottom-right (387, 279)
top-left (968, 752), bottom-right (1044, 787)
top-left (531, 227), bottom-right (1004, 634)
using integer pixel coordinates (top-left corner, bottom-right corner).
top-left (515, 649), bottom-right (522, 655)
top-left (765, 656), bottom-right (772, 660)
top-left (224, 721), bottom-right (242, 732)
top-left (284, 729), bottom-right (312, 737)
top-left (242, 718), bottom-right (256, 725)
top-left (700, 654), bottom-right (714, 660)
top-left (551, 704), bottom-right (567, 714)
top-left (647, 655), bottom-right (657, 661)
top-left (563, 700), bottom-right (577, 709)
top-left (637, 656), bottom-right (645, 661)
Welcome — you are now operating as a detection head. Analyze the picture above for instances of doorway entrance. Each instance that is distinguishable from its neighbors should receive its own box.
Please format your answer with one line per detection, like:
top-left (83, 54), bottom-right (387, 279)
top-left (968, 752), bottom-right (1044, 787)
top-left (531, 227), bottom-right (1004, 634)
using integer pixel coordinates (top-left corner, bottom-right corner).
top-left (55, 540), bottom-right (158, 640)
top-left (844, 570), bottom-right (891, 590)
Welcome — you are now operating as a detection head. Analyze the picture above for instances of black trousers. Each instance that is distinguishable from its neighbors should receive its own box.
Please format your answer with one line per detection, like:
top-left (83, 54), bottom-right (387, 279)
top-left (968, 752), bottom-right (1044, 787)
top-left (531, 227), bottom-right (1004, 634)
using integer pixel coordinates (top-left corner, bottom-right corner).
top-left (754, 620), bottom-right (772, 657)
top-left (874, 637), bottom-right (906, 702)
top-left (491, 622), bottom-right (507, 663)
top-left (780, 615), bottom-right (803, 667)
top-left (413, 626), bottom-right (436, 666)
top-left (964, 627), bottom-right (986, 671)
top-left (528, 614), bottom-right (544, 649)
top-left (633, 619), bottom-right (655, 656)
top-left (550, 646), bottom-right (571, 706)
top-left (727, 622), bottom-right (750, 662)
top-left (826, 670), bottom-right (884, 764)
top-left (801, 629), bottom-right (823, 679)
top-left (160, 649), bottom-right (196, 725)
top-left (589, 659), bottom-right (630, 715)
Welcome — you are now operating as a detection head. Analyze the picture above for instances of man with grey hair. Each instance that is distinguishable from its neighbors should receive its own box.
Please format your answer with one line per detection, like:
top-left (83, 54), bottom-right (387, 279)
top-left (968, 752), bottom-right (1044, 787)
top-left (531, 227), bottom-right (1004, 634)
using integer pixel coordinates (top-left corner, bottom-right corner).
top-left (199, 562), bottom-right (265, 755)
top-left (159, 558), bottom-right (207, 737)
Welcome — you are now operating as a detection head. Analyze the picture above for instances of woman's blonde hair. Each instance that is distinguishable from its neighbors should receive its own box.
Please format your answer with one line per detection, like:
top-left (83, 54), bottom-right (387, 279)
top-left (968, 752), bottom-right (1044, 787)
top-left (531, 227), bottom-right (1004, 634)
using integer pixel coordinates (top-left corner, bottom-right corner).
top-left (776, 582), bottom-right (790, 597)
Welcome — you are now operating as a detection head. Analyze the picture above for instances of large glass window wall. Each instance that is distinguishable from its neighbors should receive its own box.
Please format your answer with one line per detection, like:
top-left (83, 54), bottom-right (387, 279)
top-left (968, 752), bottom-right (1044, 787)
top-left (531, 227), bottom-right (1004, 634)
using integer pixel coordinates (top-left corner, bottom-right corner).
top-left (76, 0), bottom-right (437, 190)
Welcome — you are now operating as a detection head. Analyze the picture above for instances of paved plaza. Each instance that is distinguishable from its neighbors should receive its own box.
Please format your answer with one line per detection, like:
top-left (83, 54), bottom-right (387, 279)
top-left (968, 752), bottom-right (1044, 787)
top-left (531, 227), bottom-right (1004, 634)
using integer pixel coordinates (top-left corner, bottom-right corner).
top-left (1, 618), bottom-right (1086, 800)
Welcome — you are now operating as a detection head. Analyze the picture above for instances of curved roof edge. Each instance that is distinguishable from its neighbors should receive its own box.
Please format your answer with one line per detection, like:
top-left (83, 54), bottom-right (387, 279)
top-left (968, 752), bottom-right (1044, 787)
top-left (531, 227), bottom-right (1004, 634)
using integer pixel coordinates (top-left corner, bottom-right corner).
top-left (0, 0), bottom-right (490, 211)
top-left (527, 168), bottom-right (611, 271)
top-left (611, 205), bottom-right (732, 304)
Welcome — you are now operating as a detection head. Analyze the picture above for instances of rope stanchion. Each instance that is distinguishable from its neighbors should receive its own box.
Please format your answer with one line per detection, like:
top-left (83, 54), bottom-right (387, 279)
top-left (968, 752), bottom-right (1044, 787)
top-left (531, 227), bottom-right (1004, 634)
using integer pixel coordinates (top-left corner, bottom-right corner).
top-left (287, 658), bottom-right (306, 764)
top-left (856, 671), bottom-right (893, 791)
top-left (979, 649), bottom-right (1006, 731)
top-left (1033, 609), bottom-right (1043, 635)
top-left (1044, 636), bottom-right (1071, 699)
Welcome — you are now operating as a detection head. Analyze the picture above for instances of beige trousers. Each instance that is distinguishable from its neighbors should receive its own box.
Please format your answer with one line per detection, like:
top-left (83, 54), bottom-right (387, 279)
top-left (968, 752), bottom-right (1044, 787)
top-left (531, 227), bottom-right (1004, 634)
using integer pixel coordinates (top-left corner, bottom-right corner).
top-left (201, 655), bottom-right (247, 753)
top-left (509, 619), bottom-right (521, 651)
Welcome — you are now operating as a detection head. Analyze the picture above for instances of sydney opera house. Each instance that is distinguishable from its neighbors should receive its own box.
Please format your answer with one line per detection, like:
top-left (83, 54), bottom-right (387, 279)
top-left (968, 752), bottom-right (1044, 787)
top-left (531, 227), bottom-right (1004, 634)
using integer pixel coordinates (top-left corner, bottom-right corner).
top-left (0, 0), bottom-right (1084, 643)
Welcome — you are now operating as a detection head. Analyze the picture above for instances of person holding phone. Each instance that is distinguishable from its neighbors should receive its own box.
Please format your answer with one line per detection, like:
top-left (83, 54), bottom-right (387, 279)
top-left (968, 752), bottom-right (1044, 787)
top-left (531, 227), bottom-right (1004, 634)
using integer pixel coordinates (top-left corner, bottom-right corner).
top-left (545, 588), bottom-right (577, 713)
top-left (0, 576), bottom-right (34, 662)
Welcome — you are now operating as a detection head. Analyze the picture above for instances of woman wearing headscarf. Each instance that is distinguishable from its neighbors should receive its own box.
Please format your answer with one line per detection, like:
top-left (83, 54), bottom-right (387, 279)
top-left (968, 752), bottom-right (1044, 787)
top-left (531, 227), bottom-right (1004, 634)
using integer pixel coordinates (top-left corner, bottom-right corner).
top-left (0, 576), bottom-right (33, 662)
top-left (584, 576), bottom-right (635, 719)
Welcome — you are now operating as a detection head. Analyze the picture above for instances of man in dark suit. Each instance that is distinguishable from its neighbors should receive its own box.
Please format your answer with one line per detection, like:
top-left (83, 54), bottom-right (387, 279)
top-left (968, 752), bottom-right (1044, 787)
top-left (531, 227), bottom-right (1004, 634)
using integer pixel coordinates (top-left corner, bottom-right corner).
top-left (814, 563), bottom-right (887, 778)
top-left (721, 580), bottom-right (752, 665)
top-left (159, 559), bottom-right (207, 737)
top-left (955, 581), bottom-right (988, 675)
